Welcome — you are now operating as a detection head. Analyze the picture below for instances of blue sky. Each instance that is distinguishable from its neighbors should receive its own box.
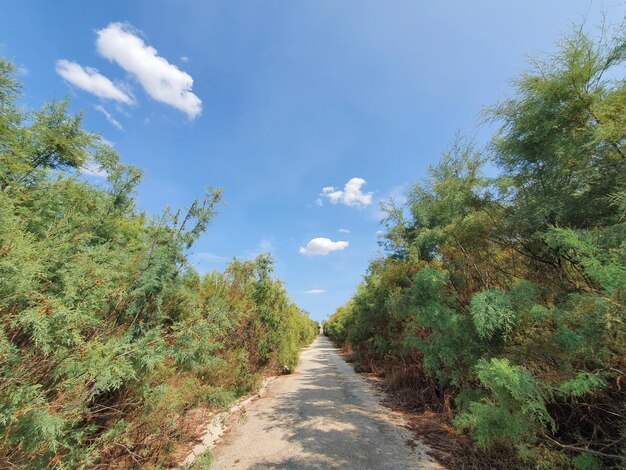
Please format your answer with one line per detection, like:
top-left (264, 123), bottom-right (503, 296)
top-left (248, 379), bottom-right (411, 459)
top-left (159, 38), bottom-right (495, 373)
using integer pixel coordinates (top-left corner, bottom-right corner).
top-left (1, 1), bottom-right (624, 321)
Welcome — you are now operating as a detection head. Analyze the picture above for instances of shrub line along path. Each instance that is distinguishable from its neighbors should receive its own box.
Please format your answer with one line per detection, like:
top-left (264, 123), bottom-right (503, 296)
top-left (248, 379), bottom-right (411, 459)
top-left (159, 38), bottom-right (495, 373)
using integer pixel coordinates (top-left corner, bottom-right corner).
top-left (210, 335), bottom-right (442, 469)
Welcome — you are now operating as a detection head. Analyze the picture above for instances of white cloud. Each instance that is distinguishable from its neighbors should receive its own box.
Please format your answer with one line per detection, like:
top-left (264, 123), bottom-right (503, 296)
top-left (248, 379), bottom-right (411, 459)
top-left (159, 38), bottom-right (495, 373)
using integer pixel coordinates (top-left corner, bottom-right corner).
top-left (195, 252), bottom-right (227, 263)
top-left (314, 198), bottom-right (323, 207)
top-left (321, 186), bottom-right (341, 203)
top-left (190, 252), bottom-right (228, 274)
top-left (94, 105), bottom-right (123, 130)
top-left (302, 289), bottom-right (325, 294)
top-left (180, 56), bottom-right (189, 63)
top-left (81, 161), bottom-right (107, 178)
top-left (338, 228), bottom-right (350, 234)
top-left (320, 177), bottom-right (373, 207)
top-left (55, 59), bottom-right (133, 104)
top-left (96, 23), bottom-right (202, 119)
top-left (299, 237), bottom-right (349, 256)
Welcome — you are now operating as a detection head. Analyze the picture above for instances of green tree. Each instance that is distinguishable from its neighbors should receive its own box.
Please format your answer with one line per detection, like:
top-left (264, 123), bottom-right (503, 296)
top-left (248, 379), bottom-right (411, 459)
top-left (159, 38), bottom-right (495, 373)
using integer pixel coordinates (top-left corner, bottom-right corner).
top-left (0, 59), bottom-right (317, 468)
top-left (328, 24), bottom-right (626, 468)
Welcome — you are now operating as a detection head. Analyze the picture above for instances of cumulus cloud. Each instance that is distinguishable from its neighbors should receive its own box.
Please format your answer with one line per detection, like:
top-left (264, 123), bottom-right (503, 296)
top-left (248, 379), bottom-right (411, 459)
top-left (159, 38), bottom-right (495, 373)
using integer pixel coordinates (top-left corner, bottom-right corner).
top-left (96, 23), bottom-right (202, 119)
top-left (320, 177), bottom-right (373, 207)
top-left (56, 59), bottom-right (133, 104)
top-left (94, 105), bottom-right (123, 130)
top-left (299, 237), bottom-right (348, 256)
top-left (302, 289), bottom-right (325, 294)
top-left (338, 228), bottom-right (350, 234)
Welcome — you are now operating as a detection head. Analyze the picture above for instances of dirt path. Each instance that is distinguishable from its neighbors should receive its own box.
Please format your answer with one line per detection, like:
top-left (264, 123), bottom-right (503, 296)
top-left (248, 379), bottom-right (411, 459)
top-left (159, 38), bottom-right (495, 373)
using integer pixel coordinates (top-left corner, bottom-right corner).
top-left (211, 336), bottom-right (442, 469)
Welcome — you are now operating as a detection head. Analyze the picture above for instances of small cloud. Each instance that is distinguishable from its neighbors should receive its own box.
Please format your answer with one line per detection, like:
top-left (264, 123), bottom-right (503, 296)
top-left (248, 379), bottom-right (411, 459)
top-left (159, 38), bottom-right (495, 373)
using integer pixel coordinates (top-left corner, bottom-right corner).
top-left (94, 104), bottom-right (123, 130)
top-left (320, 177), bottom-right (373, 208)
top-left (338, 228), bottom-right (350, 234)
top-left (16, 65), bottom-right (28, 76)
top-left (190, 251), bottom-right (228, 274)
top-left (194, 252), bottom-right (227, 263)
top-left (81, 161), bottom-right (107, 178)
top-left (314, 198), bottom-right (323, 207)
top-left (299, 237), bottom-right (348, 256)
top-left (302, 289), bottom-right (325, 294)
top-left (376, 230), bottom-right (384, 236)
top-left (55, 59), bottom-right (133, 104)
top-left (180, 56), bottom-right (189, 63)
top-left (96, 22), bottom-right (202, 119)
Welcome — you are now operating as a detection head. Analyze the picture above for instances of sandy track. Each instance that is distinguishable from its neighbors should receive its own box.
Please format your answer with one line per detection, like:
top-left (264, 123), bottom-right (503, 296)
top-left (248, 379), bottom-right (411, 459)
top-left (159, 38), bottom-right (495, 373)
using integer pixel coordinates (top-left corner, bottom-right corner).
top-left (211, 336), bottom-right (441, 469)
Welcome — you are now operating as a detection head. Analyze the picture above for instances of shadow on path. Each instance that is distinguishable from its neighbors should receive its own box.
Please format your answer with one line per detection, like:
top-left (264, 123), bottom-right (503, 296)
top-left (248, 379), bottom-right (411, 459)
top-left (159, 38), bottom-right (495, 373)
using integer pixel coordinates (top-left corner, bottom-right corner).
top-left (212, 337), bottom-right (436, 470)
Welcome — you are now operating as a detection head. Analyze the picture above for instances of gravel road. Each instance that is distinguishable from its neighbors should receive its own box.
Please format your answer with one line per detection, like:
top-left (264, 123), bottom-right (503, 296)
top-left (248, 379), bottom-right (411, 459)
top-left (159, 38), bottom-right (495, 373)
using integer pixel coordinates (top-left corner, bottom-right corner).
top-left (211, 335), bottom-right (442, 469)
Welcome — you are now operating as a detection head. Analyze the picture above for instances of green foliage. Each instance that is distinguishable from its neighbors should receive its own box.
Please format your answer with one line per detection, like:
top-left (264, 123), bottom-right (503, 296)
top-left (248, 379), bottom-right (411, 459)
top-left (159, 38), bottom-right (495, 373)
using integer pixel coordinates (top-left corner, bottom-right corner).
top-left (489, 26), bottom-right (626, 231)
top-left (558, 371), bottom-right (607, 398)
top-left (190, 450), bottom-right (213, 470)
top-left (0, 58), bottom-right (317, 468)
top-left (470, 289), bottom-right (516, 341)
top-left (454, 358), bottom-right (553, 449)
top-left (327, 24), bottom-right (626, 468)
top-left (572, 453), bottom-right (601, 470)
top-left (399, 267), bottom-right (483, 386)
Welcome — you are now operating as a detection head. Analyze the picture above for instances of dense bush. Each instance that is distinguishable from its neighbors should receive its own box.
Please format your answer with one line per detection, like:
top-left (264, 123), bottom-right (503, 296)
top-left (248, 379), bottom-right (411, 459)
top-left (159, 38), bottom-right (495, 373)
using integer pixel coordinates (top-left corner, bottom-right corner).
top-left (326, 26), bottom-right (625, 468)
top-left (0, 59), bottom-right (317, 468)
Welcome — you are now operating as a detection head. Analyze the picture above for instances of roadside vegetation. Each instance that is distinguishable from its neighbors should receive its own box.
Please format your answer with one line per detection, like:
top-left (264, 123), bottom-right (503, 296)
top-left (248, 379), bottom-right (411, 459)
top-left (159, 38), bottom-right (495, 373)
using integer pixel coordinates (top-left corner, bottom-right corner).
top-left (0, 59), bottom-right (318, 468)
top-left (325, 25), bottom-right (625, 469)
